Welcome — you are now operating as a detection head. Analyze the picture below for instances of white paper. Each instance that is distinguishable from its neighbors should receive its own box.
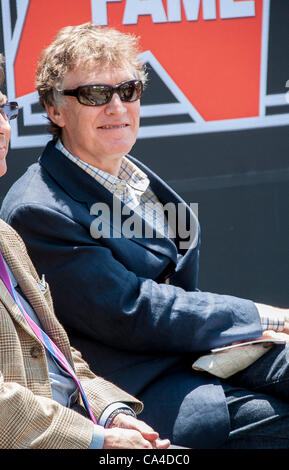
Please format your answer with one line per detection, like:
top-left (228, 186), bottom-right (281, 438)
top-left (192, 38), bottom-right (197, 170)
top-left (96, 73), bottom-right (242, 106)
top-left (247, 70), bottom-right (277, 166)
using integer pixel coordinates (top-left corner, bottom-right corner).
top-left (211, 338), bottom-right (285, 353)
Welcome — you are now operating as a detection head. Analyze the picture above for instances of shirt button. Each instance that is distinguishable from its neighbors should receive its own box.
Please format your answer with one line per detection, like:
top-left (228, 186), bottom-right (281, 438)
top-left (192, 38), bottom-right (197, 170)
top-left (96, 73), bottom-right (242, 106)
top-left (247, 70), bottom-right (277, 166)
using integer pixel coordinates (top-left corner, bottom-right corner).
top-left (30, 346), bottom-right (42, 358)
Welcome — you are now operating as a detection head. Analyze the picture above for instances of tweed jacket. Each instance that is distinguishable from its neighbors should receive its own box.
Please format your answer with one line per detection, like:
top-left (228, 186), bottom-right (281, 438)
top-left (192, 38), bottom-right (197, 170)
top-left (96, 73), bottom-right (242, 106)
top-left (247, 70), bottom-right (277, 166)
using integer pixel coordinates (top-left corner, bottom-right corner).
top-left (0, 218), bottom-right (142, 449)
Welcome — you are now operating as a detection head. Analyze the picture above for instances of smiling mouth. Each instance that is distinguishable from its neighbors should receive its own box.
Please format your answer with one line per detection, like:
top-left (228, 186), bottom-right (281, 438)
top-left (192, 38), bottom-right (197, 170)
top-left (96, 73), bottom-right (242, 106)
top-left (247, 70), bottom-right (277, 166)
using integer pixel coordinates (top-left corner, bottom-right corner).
top-left (98, 124), bottom-right (129, 129)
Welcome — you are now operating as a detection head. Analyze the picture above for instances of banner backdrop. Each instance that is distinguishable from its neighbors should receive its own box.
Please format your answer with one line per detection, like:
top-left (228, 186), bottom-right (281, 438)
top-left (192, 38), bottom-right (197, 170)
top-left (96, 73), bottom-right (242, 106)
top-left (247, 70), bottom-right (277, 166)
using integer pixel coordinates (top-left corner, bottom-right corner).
top-left (0, 0), bottom-right (288, 305)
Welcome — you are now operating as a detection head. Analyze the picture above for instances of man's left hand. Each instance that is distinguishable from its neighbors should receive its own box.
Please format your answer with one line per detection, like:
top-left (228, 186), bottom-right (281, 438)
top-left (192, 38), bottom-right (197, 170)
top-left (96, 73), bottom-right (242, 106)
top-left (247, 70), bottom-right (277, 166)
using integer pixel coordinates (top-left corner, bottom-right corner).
top-left (109, 413), bottom-right (171, 449)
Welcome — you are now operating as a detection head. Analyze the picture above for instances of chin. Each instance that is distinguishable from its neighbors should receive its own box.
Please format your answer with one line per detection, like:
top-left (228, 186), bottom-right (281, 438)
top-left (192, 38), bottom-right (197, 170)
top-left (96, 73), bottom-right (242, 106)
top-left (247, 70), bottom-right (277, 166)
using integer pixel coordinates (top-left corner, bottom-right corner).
top-left (111, 138), bottom-right (136, 155)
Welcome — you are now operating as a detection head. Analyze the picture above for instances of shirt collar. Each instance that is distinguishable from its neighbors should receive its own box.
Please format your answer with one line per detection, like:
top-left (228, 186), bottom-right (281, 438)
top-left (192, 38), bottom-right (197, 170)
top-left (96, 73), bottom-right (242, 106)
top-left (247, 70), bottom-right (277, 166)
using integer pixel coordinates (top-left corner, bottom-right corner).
top-left (55, 139), bottom-right (150, 199)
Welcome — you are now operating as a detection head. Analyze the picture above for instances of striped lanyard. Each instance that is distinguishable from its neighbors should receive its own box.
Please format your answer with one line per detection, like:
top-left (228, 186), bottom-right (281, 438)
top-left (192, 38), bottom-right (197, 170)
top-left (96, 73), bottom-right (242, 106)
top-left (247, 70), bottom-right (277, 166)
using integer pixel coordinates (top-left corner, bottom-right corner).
top-left (0, 251), bottom-right (96, 424)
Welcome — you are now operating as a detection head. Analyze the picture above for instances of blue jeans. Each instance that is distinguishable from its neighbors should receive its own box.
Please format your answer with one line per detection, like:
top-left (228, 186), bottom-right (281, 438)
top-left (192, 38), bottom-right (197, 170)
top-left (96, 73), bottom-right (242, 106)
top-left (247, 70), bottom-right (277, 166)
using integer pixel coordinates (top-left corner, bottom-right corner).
top-left (220, 343), bottom-right (289, 448)
top-left (139, 344), bottom-right (289, 448)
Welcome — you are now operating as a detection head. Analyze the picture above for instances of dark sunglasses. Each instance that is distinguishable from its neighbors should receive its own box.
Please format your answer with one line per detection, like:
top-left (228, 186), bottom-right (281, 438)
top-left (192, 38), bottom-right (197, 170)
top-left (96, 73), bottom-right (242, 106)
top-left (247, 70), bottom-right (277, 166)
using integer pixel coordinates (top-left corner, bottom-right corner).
top-left (0, 101), bottom-right (19, 120)
top-left (59, 79), bottom-right (143, 107)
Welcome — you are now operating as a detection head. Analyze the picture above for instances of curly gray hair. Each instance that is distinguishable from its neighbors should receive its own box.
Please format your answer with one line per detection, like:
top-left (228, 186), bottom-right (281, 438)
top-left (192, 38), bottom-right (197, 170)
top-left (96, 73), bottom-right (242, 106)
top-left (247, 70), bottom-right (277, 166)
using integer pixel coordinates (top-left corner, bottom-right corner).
top-left (36, 23), bottom-right (147, 141)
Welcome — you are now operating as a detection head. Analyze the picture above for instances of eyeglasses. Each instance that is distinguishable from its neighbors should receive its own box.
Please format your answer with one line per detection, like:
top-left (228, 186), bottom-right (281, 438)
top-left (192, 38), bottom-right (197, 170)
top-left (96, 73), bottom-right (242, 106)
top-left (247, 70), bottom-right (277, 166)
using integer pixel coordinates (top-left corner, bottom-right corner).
top-left (59, 79), bottom-right (143, 107)
top-left (0, 101), bottom-right (19, 120)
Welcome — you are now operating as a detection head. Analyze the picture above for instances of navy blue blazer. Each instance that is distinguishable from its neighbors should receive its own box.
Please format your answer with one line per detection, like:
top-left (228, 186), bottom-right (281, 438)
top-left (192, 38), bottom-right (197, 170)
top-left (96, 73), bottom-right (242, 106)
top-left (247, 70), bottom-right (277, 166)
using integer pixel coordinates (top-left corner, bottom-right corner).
top-left (1, 141), bottom-right (262, 447)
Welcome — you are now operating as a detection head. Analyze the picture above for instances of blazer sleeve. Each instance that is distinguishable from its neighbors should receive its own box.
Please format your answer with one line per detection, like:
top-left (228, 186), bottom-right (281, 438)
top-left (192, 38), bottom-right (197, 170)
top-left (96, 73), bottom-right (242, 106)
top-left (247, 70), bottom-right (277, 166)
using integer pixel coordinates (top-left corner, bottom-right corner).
top-left (70, 346), bottom-right (143, 415)
top-left (0, 345), bottom-right (143, 449)
top-left (0, 371), bottom-right (96, 449)
top-left (6, 203), bottom-right (262, 354)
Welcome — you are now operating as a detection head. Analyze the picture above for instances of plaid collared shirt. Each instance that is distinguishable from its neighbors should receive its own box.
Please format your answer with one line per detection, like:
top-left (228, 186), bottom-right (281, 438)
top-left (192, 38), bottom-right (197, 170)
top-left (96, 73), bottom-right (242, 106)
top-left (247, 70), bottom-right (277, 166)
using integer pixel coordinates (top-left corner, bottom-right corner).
top-left (56, 139), bottom-right (172, 238)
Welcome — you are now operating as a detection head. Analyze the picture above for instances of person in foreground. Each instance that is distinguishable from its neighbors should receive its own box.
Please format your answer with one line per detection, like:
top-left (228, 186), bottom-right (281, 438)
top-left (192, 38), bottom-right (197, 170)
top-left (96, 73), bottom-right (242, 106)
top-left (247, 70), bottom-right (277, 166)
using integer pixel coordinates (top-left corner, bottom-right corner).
top-left (2, 24), bottom-right (289, 449)
top-left (0, 54), bottom-right (170, 450)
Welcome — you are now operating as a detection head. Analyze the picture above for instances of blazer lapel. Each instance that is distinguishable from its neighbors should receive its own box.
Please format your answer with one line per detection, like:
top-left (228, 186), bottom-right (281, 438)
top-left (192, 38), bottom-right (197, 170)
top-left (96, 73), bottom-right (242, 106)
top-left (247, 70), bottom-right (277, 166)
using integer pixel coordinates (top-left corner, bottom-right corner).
top-left (0, 279), bottom-right (40, 341)
top-left (0, 221), bottom-right (74, 364)
top-left (129, 155), bottom-right (199, 252)
top-left (40, 142), bottom-right (179, 263)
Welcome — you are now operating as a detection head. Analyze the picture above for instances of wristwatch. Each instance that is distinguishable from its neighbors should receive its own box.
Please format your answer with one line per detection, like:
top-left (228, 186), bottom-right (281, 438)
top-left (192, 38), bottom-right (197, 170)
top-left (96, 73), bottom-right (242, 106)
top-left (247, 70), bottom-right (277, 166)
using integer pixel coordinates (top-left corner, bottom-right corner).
top-left (105, 407), bottom-right (137, 428)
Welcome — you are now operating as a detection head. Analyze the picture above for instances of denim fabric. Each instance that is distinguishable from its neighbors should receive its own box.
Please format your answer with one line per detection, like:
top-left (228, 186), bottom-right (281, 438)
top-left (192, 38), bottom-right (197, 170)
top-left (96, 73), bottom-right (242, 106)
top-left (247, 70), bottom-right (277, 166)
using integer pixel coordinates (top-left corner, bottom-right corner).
top-left (221, 344), bottom-right (289, 448)
top-left (139, 346), bottom-right (289, 449)
top-left (138, 362), bottom-right (230, 449)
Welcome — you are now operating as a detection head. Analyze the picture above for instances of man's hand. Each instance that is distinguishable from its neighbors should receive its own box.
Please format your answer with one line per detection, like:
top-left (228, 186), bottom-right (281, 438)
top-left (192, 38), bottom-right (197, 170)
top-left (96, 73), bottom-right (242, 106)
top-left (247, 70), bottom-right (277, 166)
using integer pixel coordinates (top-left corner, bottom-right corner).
top-left (103, 427), bottom-right (161, 449)
top-left (103, 413), bottom-right (170, 449)
top-left (261, 329), bottom-right (289, 343)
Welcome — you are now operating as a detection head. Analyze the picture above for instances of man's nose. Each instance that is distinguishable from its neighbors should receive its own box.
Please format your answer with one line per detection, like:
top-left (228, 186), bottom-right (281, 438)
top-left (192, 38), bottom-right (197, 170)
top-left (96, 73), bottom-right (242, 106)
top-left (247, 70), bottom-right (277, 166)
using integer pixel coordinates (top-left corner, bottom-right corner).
top-left (105, 92), bottom-right (127, 114)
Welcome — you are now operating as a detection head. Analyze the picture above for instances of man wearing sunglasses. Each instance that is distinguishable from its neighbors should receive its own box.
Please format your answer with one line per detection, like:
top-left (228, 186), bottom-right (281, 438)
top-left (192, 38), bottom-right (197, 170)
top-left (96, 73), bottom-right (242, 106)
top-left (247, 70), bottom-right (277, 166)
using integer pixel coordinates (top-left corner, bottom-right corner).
top-left (2, 23), bottom-right (289, 449)
top-left (0, 53), bottom-right (171, 450)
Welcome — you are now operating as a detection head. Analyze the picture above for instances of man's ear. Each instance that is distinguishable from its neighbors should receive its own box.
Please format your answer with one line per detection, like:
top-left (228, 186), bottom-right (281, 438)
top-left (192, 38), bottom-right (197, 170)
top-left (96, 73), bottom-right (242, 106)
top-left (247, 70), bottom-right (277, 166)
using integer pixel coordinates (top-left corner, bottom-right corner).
top-left (45, 103), bottom-right (65, 127)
